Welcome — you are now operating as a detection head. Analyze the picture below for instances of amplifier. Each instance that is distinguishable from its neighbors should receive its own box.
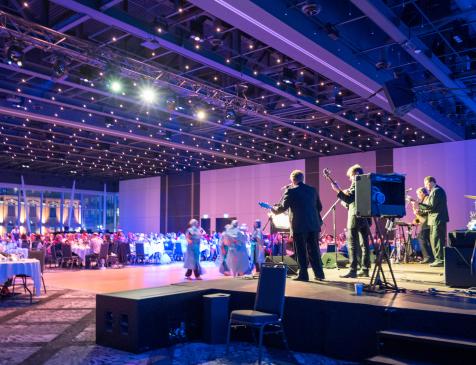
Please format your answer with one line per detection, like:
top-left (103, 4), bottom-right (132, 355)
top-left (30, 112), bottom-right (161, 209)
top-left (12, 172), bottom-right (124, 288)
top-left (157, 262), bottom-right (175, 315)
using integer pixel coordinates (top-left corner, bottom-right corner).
top-left (448, 230), bottom-right (476, 248)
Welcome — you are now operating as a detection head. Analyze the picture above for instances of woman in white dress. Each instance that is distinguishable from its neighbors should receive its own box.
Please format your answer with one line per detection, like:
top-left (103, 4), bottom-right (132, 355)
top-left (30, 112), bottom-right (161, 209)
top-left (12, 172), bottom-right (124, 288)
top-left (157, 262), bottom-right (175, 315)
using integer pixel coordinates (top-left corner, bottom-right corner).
top-left (224, 220), bottom-right (250, 277)
top-left (250, 220), bottom-right (265, 273)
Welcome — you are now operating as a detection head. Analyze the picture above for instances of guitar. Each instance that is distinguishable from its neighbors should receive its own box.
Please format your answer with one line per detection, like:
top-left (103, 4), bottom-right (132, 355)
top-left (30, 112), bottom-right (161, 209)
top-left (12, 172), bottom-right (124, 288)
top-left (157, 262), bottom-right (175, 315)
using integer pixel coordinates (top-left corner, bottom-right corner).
top-left (322, 168), bottom-right (339, 187)
top-left (258, 202), bottom-right (290, 230)
top-left (258, 202), bottom-right (272, 210)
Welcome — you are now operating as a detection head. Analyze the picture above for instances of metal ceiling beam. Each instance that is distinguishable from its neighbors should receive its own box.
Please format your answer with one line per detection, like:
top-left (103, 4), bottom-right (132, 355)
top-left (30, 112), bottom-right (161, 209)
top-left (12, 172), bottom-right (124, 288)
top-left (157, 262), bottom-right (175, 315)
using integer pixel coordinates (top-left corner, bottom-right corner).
top-left (0, 64), bottom-right (317, 156)
top-left (0, 105), bottom-right (259, 164)
top-left (190, 0), bottom-right (464, 142)
top-left (49, 0), bottom-right (372, 149)
top-left (351, 0), bottom-right (476, 122)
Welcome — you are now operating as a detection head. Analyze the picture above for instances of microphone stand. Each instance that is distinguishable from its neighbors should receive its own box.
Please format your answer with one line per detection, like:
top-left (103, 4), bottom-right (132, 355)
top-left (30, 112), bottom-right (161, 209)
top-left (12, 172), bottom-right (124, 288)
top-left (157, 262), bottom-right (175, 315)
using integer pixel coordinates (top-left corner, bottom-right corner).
top-left (322, 199), bottom-right (340, 269)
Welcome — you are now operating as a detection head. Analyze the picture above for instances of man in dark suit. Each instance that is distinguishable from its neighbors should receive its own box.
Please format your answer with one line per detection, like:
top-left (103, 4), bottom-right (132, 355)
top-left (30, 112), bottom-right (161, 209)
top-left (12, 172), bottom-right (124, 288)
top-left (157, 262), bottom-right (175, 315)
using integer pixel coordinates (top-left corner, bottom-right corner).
top-left (413, 176), bottom-right (449, 267)
top-left (272, 170), bottom-right (325, 281)
top-left (331, 164), bottom-right (371, 278)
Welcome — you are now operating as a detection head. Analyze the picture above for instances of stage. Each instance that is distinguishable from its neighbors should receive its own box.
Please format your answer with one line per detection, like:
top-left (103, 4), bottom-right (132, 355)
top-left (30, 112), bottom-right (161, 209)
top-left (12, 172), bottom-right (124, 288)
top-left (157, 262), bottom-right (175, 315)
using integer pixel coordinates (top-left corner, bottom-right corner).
top-left (43, 262), bottom-right (476, 362)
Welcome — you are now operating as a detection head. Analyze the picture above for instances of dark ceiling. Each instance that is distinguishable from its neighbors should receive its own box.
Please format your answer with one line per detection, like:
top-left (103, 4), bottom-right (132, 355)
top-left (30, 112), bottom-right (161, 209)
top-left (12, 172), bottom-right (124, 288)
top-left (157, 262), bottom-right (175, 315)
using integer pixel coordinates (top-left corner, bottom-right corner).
top-left (0, 0), bottom-right (474, 180)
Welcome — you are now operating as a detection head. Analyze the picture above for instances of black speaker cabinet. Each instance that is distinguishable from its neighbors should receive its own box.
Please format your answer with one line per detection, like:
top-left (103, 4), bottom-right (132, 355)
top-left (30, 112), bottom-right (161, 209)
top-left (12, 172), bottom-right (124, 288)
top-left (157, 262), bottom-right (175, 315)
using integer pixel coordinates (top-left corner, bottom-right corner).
top-left (355, 173), bottom-right (406, 218)
top-left (321, 252), bottom-right (349, 269)
top-left (383, 75), bottom-right (415, 116)
top-left (445, 247), bottom-right (476, 288)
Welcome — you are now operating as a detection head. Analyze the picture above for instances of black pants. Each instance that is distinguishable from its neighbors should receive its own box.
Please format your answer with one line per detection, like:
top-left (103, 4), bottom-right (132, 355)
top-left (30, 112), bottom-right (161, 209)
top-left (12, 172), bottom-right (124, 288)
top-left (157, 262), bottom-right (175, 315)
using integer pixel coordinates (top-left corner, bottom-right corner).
top-left (418, 228), bottom-right (433, 261)
top-left (348, 224), bottom-right (371, 272)
top-left (293, 231), bottom-right (324, 279)
top-left (185, 268), bottom-right (201, 277)
top-left (430, 223), bottom-right (446, 262)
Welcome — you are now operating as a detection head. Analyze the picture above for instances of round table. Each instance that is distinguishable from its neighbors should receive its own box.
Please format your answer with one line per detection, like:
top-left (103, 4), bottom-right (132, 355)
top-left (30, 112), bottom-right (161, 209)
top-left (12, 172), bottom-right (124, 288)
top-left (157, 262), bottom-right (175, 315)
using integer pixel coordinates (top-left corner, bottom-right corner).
top-left (71, 245), bottom-right (91, 265)
top-left (0, 259), bottom-right (41, 296)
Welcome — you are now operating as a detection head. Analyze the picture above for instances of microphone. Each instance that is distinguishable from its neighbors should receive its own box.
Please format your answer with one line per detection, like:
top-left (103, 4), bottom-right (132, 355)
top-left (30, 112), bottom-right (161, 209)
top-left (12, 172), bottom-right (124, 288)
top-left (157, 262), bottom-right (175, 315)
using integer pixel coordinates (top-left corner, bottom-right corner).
top-left (405, 188), bottom-right (413, 192)
top-left (281, 184), bottom-right (292, 190)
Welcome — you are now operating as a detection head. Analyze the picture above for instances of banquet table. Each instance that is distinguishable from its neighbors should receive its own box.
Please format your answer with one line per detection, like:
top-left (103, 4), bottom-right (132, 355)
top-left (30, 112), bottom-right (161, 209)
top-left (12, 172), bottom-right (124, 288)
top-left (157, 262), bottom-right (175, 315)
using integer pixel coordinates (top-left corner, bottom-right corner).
top-left (71, 245), bottom-right (91, 265)
top-left (0, 259), bottom-right (41, 296)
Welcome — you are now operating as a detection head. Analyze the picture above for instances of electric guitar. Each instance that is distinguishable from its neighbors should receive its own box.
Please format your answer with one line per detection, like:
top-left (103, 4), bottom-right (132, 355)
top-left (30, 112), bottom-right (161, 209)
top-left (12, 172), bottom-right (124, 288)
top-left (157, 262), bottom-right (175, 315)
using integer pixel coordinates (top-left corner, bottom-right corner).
top-left (322, 168), bottom-right (339, 187)
top-left (258, 202), bottom-right (290, 230)
top-left (258, 202), bottom-right (273, 210)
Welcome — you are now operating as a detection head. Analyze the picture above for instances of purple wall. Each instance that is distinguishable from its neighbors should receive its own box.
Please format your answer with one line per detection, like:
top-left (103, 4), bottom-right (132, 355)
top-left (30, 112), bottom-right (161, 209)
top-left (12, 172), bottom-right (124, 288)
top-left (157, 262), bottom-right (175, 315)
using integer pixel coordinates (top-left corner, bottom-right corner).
top-left (200, 159), bottom-right (305, 233)
top-left (393, 139), bottom-right (476, 232)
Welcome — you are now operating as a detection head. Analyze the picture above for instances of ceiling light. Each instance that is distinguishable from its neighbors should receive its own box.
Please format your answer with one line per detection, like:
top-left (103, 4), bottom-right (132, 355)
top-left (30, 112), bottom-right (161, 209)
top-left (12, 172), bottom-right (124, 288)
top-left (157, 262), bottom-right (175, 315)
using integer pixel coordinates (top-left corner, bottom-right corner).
top-left (139, 86), bottom-right (157, 104)
top-left (196, 110), bottom-right (206, 120)
top-left (109, 79), bottom-right (122, 93)
top-left (6, 45), bottom-right (24, 67)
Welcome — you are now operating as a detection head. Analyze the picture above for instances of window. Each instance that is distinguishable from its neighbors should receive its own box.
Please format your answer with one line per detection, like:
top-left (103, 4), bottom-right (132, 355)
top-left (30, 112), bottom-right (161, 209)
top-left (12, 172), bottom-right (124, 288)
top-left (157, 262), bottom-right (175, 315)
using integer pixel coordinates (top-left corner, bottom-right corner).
top-left (7, 204), bottom-right (16, 217)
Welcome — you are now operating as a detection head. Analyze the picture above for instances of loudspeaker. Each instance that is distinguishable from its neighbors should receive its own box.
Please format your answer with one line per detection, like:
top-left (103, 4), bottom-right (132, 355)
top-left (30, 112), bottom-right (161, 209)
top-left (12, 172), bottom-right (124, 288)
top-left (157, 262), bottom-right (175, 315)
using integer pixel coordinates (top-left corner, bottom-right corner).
top-left (448, 230), bottom-right (476, 248)
top-left (355, 173), bottom-right (406, 218)
top-left (202, 293), bottom-right (230, 344)
top-left (266, 256), bottom-right (299, 275)
top-left (215, 217), bottom-right (235, 233)
top-left (383, 75), bottom-right (415, 116)
top-left (444, 247), bottom-right (476, 288)
top-left (321, 252), bottom-right (349, 269)
top-left (200, 218), bottom-right (211, 234)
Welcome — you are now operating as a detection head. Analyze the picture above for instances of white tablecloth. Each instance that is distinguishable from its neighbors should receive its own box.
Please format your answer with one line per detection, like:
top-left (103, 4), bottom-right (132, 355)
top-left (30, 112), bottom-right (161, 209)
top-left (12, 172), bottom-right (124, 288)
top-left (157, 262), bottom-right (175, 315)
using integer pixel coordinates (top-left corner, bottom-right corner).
top-left (0, 259), bottom-right (41, 296)
top-left (71, 246), bottom-right (91, 265)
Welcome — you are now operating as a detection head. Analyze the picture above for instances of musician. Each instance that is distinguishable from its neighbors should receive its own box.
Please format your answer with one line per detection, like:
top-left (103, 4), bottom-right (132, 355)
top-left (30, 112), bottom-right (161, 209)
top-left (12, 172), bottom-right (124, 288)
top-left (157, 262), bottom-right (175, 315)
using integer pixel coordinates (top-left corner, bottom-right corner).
top-left (412, 187), bottom-right (433, 264)
top-left (412, 176), bottom-right (449, 267)
top-left (272, 170), bottom-right (325, 281)
top-left (331, 164), bottom-right (371, 278)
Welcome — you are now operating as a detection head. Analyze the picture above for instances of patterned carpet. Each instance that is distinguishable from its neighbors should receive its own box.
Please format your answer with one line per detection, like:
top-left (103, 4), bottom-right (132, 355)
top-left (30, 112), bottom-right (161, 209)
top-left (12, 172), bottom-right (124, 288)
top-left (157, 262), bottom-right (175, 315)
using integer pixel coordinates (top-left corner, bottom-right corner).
top-left (0, 285), bottom-right (355, 365)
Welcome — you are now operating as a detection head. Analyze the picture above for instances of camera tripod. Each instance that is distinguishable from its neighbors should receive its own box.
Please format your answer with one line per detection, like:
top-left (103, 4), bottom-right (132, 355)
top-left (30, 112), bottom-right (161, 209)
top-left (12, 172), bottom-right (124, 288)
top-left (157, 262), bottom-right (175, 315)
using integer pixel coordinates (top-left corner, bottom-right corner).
top-left (366, 217), bottom-right (405, 293)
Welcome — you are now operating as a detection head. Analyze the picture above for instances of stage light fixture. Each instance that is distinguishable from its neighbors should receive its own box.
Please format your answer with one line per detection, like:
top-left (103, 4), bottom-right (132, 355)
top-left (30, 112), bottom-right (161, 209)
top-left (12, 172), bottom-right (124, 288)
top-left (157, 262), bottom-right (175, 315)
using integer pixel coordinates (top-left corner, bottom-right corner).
top-left (281, 68), bottom-right (295, 85)
top-left (335, 94), bottom-right (343, 108)
top-left (225, 109), bottom-right (236, 122)
top-left (52, 56), bottom-right (67, 77)
top-left (6, 45), bottom-right (24, 67)
top-left (109, 79), bottom-right (123, 93)
top-left (196, 110), bottom-right (206, 121)
top-left (139, 86), bottom-right (157, 104)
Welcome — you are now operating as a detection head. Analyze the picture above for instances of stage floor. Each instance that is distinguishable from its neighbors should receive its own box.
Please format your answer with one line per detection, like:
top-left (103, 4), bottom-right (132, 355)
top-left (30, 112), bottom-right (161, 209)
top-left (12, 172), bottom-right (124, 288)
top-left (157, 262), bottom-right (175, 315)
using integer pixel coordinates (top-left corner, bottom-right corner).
top-left (44, 262), bottom-right (476, 316)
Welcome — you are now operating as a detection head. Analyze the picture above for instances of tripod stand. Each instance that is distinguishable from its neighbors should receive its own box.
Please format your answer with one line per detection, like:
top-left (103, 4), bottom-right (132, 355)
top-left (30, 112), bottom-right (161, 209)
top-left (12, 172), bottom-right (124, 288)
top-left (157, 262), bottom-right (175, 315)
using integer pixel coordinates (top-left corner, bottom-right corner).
top-left (366, 217), bottom-right (405, 293)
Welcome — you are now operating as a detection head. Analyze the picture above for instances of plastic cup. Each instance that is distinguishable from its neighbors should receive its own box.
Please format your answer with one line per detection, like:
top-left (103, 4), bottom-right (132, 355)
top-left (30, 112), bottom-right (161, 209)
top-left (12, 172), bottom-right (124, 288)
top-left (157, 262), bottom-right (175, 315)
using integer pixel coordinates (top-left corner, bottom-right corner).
top-left (354, 282), bottom-right (363, 296)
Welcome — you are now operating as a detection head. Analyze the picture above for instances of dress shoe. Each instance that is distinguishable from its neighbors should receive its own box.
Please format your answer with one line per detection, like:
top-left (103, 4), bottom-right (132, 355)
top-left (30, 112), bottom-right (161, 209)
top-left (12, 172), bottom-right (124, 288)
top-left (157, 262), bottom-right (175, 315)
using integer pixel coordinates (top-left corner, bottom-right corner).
top-left (429, 261), bottom-right (444, 267)
top-left (420, 258), bottom-right (433, 264)
top-left (293, 276), bottom-right (309, 282)
top-left (314, 276), bottom-right (325, 281)
top-left (357, 269), bottom-right (369, 277)
top-left (340, 271), bottom-right (357, 278)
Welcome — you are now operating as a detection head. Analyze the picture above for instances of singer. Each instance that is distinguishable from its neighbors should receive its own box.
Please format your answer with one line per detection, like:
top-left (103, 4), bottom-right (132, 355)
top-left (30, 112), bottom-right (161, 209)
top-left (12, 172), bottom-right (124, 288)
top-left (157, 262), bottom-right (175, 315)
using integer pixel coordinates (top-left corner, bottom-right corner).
top-left (272, 170), bottom-right (325, 281)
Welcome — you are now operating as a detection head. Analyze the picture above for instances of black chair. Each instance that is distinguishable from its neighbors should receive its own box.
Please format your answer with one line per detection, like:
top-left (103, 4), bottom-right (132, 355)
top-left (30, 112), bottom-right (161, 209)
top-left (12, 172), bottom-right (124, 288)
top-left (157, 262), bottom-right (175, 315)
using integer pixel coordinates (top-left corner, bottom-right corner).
top-left (226, 263), bottom-right (288, 364)
top-left (134, 243), bottom-right (146, 264)
top-left (99, 243), bottom-right (119, 267)
top-left (28, 250), bottom-right (47, 294)
top-left (61, 244), bottom-right (81, 269)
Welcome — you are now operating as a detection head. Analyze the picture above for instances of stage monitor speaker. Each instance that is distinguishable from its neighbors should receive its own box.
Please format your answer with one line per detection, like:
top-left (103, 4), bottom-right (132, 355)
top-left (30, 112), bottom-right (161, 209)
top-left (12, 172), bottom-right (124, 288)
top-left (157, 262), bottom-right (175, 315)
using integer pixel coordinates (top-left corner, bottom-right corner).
top-left (448, 230), bottom-right (476, 248)
top-left (383, 75), bottom-right (415, 116)
top-left (215, 217), bottom-right (235, 233)
top-left (321, 252), bottom-right (349, 269)
top-left (200, 218), bottom-right (211, 234)
top-left (444, 246), bottom-right (476, 288)
top-left (266, 256), bottom-right (299, 275)
top-left (355, 173), bottom-right (406, 218)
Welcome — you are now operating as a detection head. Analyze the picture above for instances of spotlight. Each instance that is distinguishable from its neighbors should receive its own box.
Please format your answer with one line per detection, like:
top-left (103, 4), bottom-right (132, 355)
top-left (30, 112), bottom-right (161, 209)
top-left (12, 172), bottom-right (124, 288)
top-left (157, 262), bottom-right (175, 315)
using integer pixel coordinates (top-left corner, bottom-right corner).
top-left (196, 110), bottom-right (206, 120)
top-left (6, 45), bottom-right (24, 67)
top-left (225, 109), bottom-right (236, 123)
top-left (282, 68), bottom-right (295, 85)
top-left (139, 86), bottom-right (157, 104)
top-left (109, 79), bottom-right (123, 93)
top-left (190, 18), bottom-right (204, 43)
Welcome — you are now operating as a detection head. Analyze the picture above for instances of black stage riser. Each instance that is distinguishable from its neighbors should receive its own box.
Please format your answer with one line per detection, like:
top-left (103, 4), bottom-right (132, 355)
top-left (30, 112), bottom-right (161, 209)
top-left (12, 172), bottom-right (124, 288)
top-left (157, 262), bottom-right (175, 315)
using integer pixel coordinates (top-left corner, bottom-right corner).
top-left (97, 284), bottom-right (476, 361)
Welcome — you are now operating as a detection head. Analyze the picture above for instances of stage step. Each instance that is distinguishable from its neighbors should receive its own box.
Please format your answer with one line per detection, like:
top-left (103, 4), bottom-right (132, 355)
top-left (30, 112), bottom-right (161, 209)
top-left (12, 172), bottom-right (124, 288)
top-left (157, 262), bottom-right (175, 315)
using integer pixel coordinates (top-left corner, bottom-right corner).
top-left (374, 330), bottom-right (476, 365)
top-left (366, 355), bottom-right (432, 365)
